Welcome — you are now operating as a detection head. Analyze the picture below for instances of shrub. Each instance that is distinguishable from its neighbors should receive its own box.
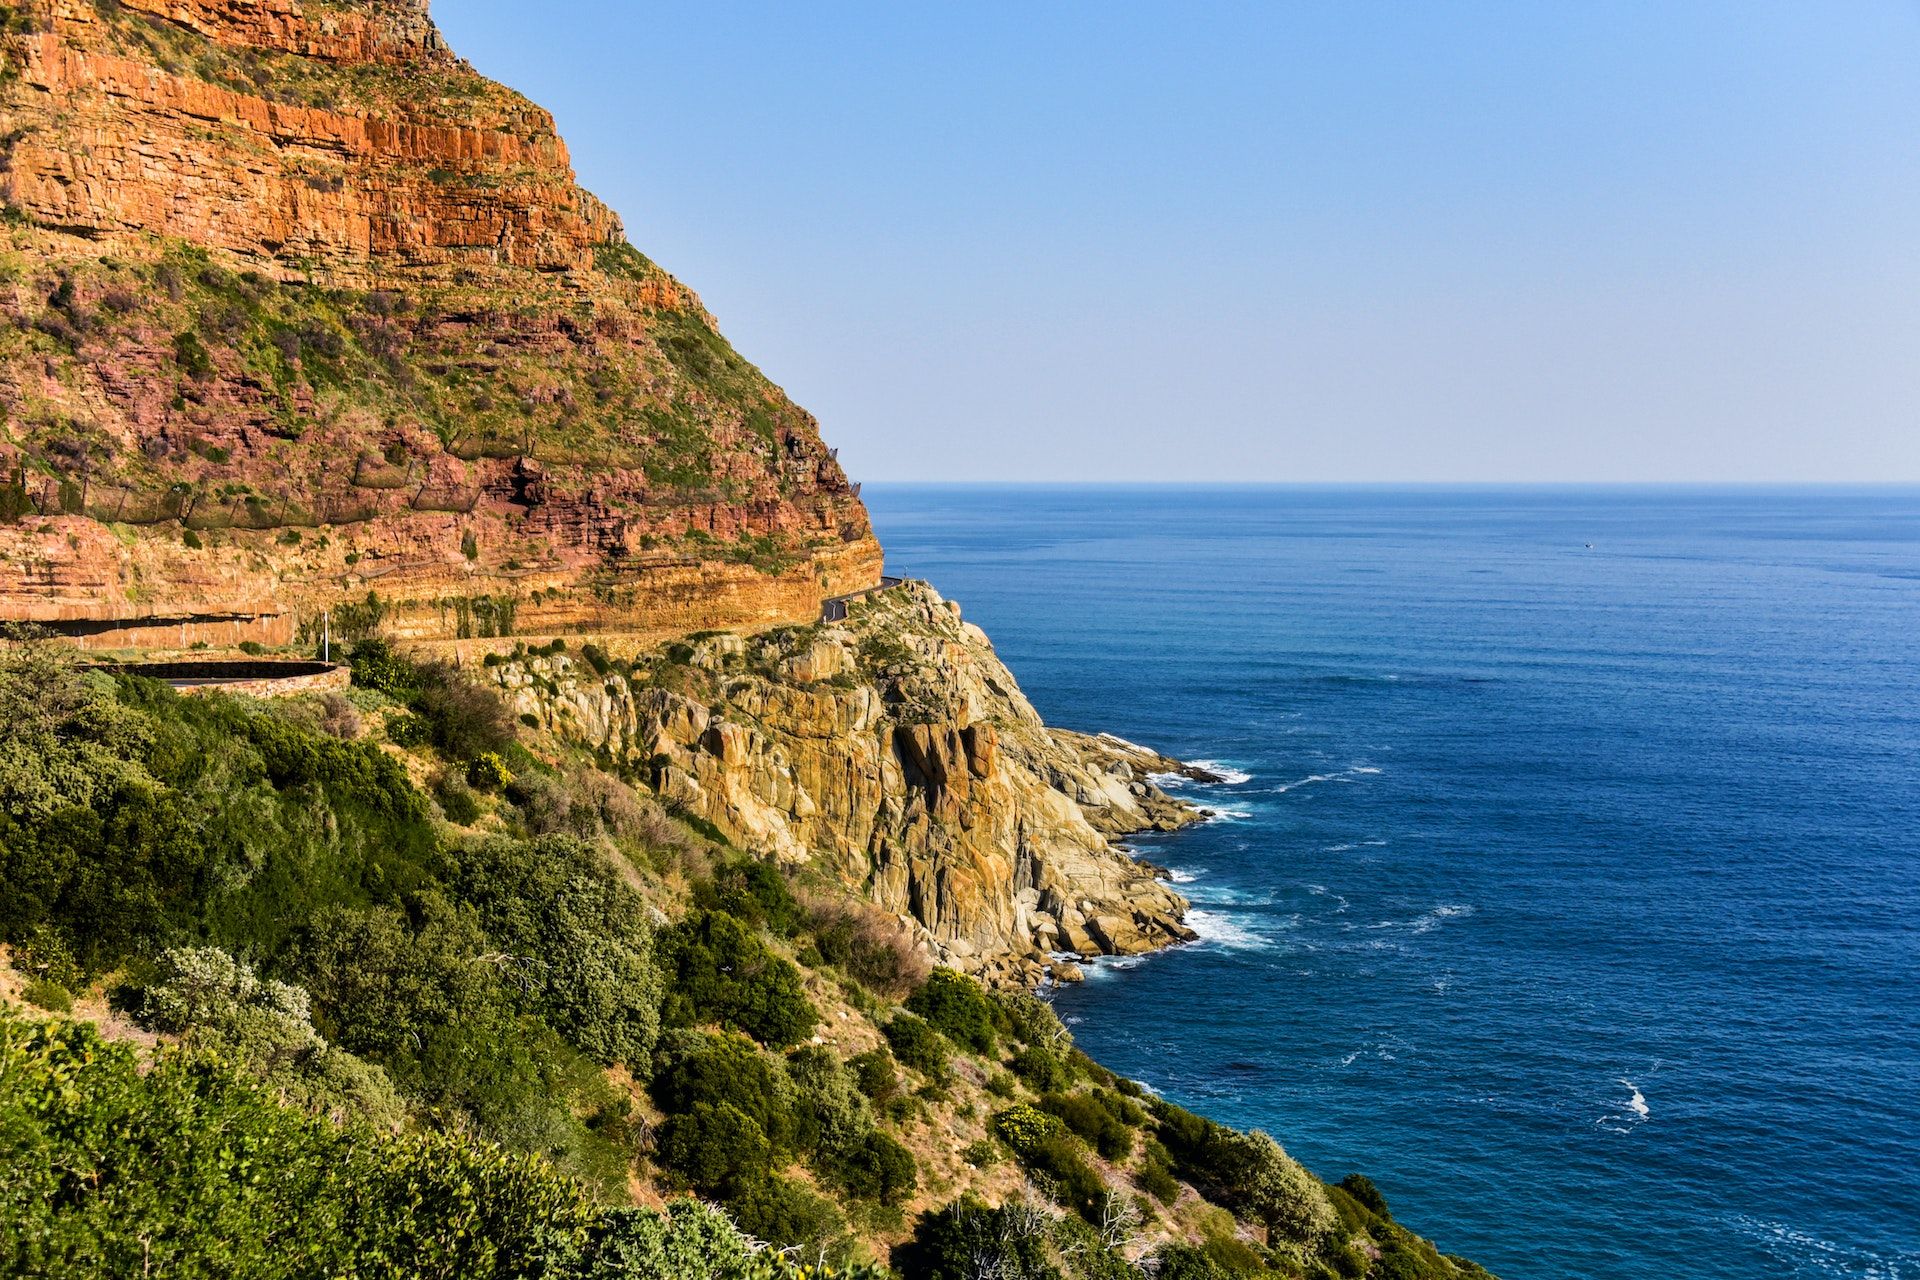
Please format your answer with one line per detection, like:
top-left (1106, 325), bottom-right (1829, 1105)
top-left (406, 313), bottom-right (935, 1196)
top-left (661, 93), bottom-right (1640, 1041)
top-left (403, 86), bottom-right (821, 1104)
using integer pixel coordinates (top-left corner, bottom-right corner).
top-left (347, 638), bottom-right (416, 698)
top-left (905, 967), bottom-right (999, 1054)
top-left (467, 751), bottom-right (514, 790)
top-left (385, 712), bottom-right (429, 747)
top-left (849, 1048), bottom-right (900, 1105)
top-left (172, 329), bottom-right (213, 378)
top-left (1137, 1158), bottom-right (1181, 1205)
top-left (140, 945), bottom-right (403, 1128)
top-left (880, 1013), bottom-right (947, 1078)
top-left (20, 979), bottom-right (72, 1013)
top-left (900, 1195), bottom-right (1061, 1280)
top-left (448, 835), bottom-right (663, 1066)
top-left (581, 643), bottom-right (612, 676)
top-left (1203, 1127), bottom-right (1337, 1245)
top-left (410, 660), bottom-right (516, 761)
top-left (805, 898), bottom-right (928, 997)
top-left (0, 1010), bottom-right (835, 1279)
top-left (433, 770), bottom-right (481, 823)
top-left (293, 895), bottom-right (506, 1059)
top-left (1010, 1044), bottom-right (1072, 1091)
top-left (656, 910), bottom-right (817, 1049)
top-left (648, 1031), bottom-right (800, 1158)
top-left (1151, 1244), bottom-right (1235, 1280)
top-left (991, 1103), bottom-right (1062, 1159)
top-left (694, 858), bottom-right (803, 937)
top-left (315, 693), bottom-right (360, 739)
top-left (1042, 1091), bottom-right (1134, 1161)
top-left (655, 1101), bottom-right (774, 1194)
top-left (726, 1172), bottom-right (846, 1254)
top-left (962, 1139), bottom-right (1000, 1169)
top-left (1339, 1172), bottom-right (1389, 1218)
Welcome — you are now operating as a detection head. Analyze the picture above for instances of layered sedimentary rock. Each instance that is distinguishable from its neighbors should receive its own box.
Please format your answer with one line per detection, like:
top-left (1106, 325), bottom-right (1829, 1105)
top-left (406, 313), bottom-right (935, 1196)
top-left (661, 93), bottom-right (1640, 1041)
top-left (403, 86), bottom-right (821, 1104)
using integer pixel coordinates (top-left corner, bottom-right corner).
top-left (498, 582), bottom-right (1204, 982)
top-left (0, 0), bottom-right (878, 645)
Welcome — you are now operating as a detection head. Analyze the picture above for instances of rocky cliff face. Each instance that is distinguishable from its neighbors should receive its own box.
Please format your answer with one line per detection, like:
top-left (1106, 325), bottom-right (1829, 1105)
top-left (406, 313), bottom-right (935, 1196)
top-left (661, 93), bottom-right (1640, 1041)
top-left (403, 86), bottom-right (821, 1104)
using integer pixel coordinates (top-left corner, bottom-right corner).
top-left (0, 0), bottom-right (1203, 977)
top-left (0, 0), bottom-right (878, 647)
top-left (497, 582), bottom-right (1204, 983)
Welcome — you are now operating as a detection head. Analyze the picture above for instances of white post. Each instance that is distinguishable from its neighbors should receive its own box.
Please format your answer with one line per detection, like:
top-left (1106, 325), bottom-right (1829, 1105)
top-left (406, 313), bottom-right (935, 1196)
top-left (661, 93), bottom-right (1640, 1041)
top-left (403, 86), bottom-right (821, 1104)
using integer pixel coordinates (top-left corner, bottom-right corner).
top-left (323, 611), bottom-right (331, 665)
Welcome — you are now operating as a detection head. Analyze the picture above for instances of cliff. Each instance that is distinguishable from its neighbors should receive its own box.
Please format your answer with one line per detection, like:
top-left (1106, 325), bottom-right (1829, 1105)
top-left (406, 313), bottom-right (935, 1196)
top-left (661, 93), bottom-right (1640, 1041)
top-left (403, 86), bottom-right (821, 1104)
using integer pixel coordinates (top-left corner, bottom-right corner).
top-left (0, 0), bottom-right (879, 648)
top-left (497, 581), bottom-right (1204, 984)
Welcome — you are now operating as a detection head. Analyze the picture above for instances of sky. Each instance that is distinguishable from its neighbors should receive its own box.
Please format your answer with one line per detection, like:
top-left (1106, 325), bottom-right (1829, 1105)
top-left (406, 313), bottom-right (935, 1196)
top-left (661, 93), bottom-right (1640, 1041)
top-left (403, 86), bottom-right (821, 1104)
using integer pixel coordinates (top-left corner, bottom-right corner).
top-left (436, 2), bottom-right (1920, 484)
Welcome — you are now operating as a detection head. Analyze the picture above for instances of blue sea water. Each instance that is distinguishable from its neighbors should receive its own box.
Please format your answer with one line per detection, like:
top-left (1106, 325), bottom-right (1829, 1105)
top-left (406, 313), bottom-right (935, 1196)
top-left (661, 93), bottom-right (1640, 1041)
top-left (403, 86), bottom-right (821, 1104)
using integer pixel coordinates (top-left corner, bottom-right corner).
top-left (862, 485), bottom-right (1920, 1280)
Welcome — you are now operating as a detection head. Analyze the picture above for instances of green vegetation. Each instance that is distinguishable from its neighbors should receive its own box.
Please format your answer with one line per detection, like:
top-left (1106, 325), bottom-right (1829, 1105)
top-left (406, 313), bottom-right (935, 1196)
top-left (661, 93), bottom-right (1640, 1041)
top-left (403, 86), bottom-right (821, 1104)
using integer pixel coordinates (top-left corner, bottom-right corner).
top-left (0, 1010), bottom-right (881, 1279)
top-left (0, 632), bottom-right (1490, 1279)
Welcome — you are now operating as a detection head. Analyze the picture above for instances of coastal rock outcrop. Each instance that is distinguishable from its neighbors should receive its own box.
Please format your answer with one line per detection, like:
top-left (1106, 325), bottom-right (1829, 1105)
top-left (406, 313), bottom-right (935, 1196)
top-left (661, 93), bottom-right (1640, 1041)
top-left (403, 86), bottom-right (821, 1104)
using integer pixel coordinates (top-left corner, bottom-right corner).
top-left (497, 582), bottom-right (1203, 981)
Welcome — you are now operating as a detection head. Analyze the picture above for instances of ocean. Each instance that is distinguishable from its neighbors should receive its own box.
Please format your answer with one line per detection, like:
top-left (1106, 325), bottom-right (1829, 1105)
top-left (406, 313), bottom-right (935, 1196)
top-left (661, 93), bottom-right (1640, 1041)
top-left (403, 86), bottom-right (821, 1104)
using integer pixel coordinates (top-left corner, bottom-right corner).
top-left (862, 485), bottom-right (1920, 1280)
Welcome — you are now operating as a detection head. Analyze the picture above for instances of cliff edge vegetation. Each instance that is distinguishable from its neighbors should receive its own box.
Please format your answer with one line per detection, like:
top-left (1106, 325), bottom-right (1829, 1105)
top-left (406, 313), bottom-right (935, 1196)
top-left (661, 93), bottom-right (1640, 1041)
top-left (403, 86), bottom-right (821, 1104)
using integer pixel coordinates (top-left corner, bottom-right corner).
top-left (0, 629), bottom-right (1495, 1280)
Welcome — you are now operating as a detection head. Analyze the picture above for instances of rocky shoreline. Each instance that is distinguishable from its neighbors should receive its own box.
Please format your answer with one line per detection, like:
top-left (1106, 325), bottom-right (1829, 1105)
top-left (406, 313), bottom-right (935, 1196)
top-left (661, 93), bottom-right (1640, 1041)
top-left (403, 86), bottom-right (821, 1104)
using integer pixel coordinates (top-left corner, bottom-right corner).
top-left (500, 581), bottom-right (1208, 986)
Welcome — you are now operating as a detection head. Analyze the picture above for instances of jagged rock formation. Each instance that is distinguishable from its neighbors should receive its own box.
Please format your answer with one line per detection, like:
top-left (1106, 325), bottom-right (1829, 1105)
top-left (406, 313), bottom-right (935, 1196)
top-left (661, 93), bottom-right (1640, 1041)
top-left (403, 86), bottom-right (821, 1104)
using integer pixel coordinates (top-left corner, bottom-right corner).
top-left (0, 0), bottom-right (879, 647)
top-left (498, 582), bottom-right (1204, 982)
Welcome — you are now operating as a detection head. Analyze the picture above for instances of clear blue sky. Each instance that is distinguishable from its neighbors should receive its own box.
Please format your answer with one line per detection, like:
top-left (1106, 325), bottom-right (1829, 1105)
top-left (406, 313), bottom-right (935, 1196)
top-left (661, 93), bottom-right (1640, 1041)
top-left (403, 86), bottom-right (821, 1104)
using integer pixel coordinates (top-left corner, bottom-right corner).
top-left (437, 2), bottom-right (1920, 483)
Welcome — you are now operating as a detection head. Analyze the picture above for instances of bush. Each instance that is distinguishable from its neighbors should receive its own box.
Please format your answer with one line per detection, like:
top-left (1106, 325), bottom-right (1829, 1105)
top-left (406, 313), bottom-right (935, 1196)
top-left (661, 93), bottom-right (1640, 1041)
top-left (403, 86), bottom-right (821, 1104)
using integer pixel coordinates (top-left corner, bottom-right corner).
top-left (1027, 1132), bottom-right (1106, 1219)
top-left (648, 1031), bottom-right (800, 1159)
top-left (433, 770), bottom-right (482, 823)
top-left (900, 1195), bottom-right (1061, 1280)
top-left (991, 1103), bottom-right (1062, 1159)
top-left (1340, 1172), bottom-right (1389, 1218)
top-left (848, 1048), bottom-right (900, 1105)
top-left (140, 945), bottom-right (403, 1128)
top-left (0, 1010), bottom-right (845, 1279)
top-left (694, 858), bottom-right (803, 937)
top-left (804, 899), bottom-right (929, 997)
top-left (581, 643), bottom-right (612, 676)
top-left (655, 1101), bottom-right (774, 1194)
top-left (448, 835), bottom-right (663, 1066)
top-left (467, 751), bottom-right (514, 791)
top-left (656, 910), bottom-right (817, 1049)
top-left (727, 1172), bottom-right (846, 1253)
top-left (905, 967), bottom-right (1000, 1054)
top-left (880, 1013), bottom-right (947, 1078)
top-left (410, 660), bottom-right (516, 762)
top-left (1042, 1090), bottom-right (1134, 1161)
top-left (293, 895), bottom-right (506, 1059)
top-left (1185, 1124), bottom-right (1336, 1245)
top-left (1151, 1244), bottom-right (1235, 1280)
top-left (385, 713), bottom-right (429, 747)
top-left (347, 638), bottom-right (417, 698)
top-left (829, 1130), bottom-right (918, 1204)
top-left (1137, 1157), bottom-right (1181, 1205)
top-left (20, 979), bottom-right (72, 1013)
top-left (1010, 1044), bottom-right (1073, 1092)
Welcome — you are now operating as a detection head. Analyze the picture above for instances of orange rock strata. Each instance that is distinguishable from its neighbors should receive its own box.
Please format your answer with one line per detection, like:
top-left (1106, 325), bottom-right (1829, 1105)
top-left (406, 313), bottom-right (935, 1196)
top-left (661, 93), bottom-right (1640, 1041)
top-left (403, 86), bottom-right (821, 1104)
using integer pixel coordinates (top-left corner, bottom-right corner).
top-left (0, 0), bottom-right (878, 646)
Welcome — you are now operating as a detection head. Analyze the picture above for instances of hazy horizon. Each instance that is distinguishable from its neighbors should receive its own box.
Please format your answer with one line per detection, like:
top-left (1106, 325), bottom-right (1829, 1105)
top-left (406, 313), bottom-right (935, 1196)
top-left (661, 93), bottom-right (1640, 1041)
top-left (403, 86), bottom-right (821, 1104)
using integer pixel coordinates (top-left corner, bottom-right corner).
top-left (439, 2), bottom-right (1920, 485)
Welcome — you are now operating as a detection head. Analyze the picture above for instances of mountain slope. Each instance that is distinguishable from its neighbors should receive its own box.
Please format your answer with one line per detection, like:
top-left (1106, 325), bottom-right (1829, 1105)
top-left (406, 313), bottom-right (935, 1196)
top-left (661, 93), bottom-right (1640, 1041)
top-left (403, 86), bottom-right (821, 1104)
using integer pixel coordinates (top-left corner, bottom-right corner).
top-left (0, 0), bottom-right (878, 648)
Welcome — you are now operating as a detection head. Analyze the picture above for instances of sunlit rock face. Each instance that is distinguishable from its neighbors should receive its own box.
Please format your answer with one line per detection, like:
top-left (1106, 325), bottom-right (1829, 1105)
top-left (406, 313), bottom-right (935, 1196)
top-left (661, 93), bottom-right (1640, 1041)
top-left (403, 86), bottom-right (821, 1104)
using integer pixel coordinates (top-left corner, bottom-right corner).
top-left (0, 0), bottom-right (878, 648)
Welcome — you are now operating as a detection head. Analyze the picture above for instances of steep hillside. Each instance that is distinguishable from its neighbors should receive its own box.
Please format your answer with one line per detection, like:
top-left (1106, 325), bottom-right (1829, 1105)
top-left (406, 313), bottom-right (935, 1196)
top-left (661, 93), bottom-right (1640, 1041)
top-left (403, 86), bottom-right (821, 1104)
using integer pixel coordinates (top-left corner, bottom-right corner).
top-left (0, 0), bottom-right (879, 648)
top-left (0, 634), bottom-right (1496, 1280)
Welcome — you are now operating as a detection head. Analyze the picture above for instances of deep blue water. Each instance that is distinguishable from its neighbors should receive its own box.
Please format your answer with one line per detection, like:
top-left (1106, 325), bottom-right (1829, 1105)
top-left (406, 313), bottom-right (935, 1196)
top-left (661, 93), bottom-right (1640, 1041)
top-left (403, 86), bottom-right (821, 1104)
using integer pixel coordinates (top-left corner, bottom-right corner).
top-left (863, 485), bottom-right (1920, 1280)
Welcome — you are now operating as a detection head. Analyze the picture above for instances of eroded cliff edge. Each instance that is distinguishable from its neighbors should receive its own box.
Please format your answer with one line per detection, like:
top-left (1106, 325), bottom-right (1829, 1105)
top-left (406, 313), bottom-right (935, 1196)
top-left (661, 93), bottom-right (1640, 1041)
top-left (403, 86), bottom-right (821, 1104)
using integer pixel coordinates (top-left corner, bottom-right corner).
top-left (498, 581), bottom-right (1204, 983)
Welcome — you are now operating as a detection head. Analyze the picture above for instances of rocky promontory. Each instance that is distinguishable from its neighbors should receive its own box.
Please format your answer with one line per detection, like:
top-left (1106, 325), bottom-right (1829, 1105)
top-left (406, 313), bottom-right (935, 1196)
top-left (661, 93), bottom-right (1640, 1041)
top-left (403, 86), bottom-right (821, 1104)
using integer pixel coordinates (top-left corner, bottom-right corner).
top-left (497, 581), bottom-right (1203, 982)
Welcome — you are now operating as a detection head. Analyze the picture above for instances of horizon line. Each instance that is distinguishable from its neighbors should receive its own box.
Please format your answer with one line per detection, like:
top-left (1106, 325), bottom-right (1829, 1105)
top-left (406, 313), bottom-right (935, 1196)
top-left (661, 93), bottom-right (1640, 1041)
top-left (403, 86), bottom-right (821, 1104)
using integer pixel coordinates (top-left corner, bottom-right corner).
top-left (854, 478), bottom-right (1920, 489)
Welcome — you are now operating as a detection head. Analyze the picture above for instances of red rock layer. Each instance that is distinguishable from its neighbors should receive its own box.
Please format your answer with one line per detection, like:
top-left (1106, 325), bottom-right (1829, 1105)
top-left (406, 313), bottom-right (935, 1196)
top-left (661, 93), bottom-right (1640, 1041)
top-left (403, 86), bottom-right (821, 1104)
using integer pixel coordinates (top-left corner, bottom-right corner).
top-left (0, 0), bottom-right (881, 647)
